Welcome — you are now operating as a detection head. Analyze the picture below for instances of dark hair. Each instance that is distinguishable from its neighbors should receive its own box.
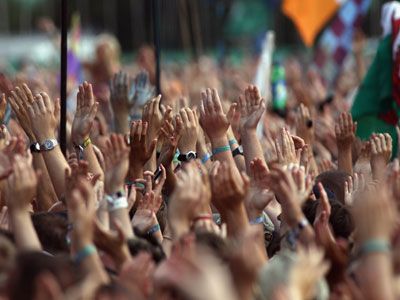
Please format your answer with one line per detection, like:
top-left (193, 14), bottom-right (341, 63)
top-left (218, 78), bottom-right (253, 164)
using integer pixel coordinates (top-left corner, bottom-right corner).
top-left (95, 282), bottom-right (142, 300)
top-left (302, 199), bottom-right (354, 239)
top-left (194, 231), bottom-right (229, 261)
top-left (315, 170), bottom-right (350, 204)
top-left (127, 238), bottom-right (166, 263)
top-left (31, 212), bottom-right (69, 254)
top-left (7, 252), bottom-right (82, 300)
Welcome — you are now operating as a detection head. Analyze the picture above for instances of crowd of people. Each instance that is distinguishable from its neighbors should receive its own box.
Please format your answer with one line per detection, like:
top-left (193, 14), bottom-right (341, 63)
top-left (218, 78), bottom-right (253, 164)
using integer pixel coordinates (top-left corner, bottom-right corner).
top-left (0, 16), bottom-right (398, 300)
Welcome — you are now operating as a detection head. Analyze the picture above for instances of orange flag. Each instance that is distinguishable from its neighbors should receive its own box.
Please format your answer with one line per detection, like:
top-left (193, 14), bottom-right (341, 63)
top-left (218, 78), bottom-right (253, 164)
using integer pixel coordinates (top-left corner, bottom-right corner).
top-left (282, 0), bottom-right (343, 47)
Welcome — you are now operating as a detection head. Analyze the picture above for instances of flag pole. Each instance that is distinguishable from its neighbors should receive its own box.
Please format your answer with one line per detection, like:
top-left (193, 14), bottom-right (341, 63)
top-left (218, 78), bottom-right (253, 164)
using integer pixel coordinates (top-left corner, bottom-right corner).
top-left (60, 0), bottom-right (67, 155)
top-left (152, 0), bottom-right (161, 95)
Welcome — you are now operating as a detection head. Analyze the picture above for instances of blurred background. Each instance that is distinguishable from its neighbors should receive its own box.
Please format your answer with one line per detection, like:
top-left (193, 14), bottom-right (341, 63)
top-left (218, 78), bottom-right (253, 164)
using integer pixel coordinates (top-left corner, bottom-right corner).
top-left (0, 0), bottom-right (387, 64)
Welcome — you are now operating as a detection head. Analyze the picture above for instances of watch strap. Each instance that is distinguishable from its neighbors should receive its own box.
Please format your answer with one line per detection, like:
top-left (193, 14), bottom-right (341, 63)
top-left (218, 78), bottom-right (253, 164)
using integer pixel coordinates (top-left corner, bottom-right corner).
top-left (30, 142), bottom-right (41, 153)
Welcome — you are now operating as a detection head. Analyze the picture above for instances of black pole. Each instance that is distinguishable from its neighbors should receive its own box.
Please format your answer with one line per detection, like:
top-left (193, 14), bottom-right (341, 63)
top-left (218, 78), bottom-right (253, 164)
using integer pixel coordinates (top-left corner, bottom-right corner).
top-left (152, 0), bottom-right (161, 95)
top-left (60, 0), bottom-right (67, 155)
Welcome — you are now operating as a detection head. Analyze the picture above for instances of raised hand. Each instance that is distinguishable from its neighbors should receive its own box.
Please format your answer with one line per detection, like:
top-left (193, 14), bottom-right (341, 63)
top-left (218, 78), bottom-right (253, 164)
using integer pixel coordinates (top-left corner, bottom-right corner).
top-left (210, 162), bottom-right (249, 213)
top-left (94, 220), bottom-right (131, 270)
top-left (131, 70), bottom-right (155, 106)
top-left (289, 245), bottom-right (329, 300)
top-left (199, 88), bottom-right (235, 140)
top-left (177, 108), bottom-right (198, 153)
top-left (246, 158), bottom-right (274, 220)
top-left (103, 134), bottom-right (129, 194)
top-left (71, 82), bottom-right (98, 144)
top-left (128, 120), bottom-right (157, 178)
top-left (370, 133), bottom-right (392, 178)
top-left (8, 84), bottom-right (38, 140)
top-left (238, 85), bottom-right (265, 131)
top-left (267, 165), bottom-right (307, 228)
top-left (110, 71), bottom-right (133, 111)
top-left (158, 116), bottom-right (182, 167)
top-left (275, 128), bottom-right (299, 166)
top-left (168, 161), bottom-right (211, 238)
top-left (27, 91), bottom-right (60, 142)
top-left (295, 103), bottom-right (314, 145)
top-left (335, 112), bottom-right (356, 174)
top-left (5, 154), bottom-right (38, 212)
top-left (142, 95), bottom-right (163, 147)
top-left (352, 185), bottom-right (397, 243)
top-left (132, 191), bottom-right (163, 242)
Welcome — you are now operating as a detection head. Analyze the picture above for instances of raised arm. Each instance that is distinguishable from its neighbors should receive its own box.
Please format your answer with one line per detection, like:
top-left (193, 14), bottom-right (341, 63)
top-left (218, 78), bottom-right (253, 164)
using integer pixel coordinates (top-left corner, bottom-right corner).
top-left (27, 91), bottom-right (70, 199)
top-left (5, 154), bottom-right (42, 251)
top-left (9, 84), bottom-right (57, 210)
top-left (238, 85), bottom-right (267, 173)
top-left (335, 112), bottom-right (356, 175)
top-left (71, 82), bottom-right (104, 181)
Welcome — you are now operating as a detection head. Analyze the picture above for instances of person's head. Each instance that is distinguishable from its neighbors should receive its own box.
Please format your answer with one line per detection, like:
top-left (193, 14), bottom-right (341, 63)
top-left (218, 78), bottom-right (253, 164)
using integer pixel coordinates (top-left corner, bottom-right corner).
top-left (7, 252), bottom-right (82, 300)
top-left (302, 198), bottom-right (354, 240)
top-left (314, 170), bottom-right (350, 204)
top-left (127, 238), bottom-right (166, 264)
top-left (31, 212), bottom-right (69, 255)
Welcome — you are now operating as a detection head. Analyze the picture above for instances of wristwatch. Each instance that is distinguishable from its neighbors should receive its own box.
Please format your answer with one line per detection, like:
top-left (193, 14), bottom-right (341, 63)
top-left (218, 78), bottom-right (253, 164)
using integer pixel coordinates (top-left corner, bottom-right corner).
top-left (30, 142), bottom-right (41, 153)
top-left (177, 151), bottom-right (197, 162)
top-left (40, 139), bottom-right (59, 151)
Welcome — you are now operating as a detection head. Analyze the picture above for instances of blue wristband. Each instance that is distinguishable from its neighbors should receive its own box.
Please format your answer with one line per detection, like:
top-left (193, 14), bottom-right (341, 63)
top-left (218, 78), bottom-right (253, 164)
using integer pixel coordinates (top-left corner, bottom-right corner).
top-left (74, 244), bottom-right (97, 264)
top-left (201, 153), bottom-right (212, 164)
top-left (359, 239), bottom-right (390, 257)
top-left (250, 215), bottom-right (264, 225)
top-left (229, 139), bottom-right (238, 147)
top-left (147, 224), bottom-right (161, 235)
top-left (212, 145), bottom-right (230, 156)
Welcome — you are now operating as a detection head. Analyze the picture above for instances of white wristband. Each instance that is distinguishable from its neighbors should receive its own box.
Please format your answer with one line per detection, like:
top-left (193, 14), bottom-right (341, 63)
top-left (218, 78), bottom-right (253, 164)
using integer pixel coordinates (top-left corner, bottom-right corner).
top-left (105, 195), bottom-right (128, 212)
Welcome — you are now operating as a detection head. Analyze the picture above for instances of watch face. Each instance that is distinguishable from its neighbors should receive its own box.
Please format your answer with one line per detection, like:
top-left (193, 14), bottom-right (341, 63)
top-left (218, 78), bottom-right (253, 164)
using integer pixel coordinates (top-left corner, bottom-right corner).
top-left (45, 140), bottom-right (53, 149)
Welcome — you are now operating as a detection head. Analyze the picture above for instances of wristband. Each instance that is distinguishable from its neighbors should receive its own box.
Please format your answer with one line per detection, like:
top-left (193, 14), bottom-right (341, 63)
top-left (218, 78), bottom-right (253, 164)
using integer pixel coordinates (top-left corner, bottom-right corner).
top-left (232, 147), bottom-right (244, 157)
top-left (250, 215), bottom-right (264, 225)
top-left (229, 138), bottom-right (238, 147)
top-left (30, 142), bottom-right (41, 153)
top-left (212, 145), bottom-right (230, 156)
top-left (193, 214), bottom-right (213, 223)
top-left (74, 244), bottom-right (97, 264)
top-left (201, 153), bottom-right (212, 164)
top-left (358, 239), bottom-right (390, 257)
top-left (105, 191), bottom-right (128, 211)
top-left (147, 224), bottom-right (161, 235)
top-left (74, 137), bottom-right (92, 151)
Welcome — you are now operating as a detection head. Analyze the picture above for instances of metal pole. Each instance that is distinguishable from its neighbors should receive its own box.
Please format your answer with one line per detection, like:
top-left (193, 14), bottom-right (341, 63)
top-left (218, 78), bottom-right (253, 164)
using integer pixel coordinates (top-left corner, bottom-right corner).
top-left (152, 0), bottom-right (161, 95)
top-left (60, 0), bottom-right (67, 155)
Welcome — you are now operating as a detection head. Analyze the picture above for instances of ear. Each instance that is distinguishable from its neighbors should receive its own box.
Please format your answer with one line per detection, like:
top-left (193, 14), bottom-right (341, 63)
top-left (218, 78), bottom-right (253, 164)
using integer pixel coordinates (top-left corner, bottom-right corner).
top-left (33, 271), bottom-right (62, 300)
